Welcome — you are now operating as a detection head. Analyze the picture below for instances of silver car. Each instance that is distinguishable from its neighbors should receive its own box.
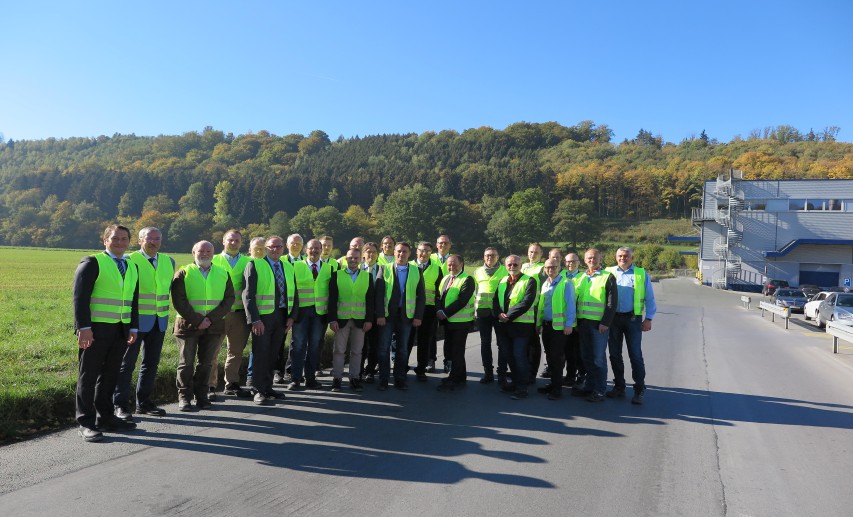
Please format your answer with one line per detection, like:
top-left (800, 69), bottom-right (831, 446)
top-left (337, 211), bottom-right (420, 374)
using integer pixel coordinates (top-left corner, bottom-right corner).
top-left (816, 293), bottom-right (853, 328)
top-left (770, 288), bottom-right (807, 313)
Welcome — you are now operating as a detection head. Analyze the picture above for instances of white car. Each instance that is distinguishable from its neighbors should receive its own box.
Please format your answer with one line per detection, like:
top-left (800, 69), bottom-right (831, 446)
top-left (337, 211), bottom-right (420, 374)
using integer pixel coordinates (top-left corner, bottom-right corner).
top-left (804, 291), bottom-right (832, 321)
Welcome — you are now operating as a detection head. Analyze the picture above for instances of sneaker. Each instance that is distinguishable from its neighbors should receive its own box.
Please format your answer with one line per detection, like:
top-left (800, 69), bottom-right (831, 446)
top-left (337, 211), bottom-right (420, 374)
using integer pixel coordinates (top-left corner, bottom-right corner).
top-left (632, 390), bottom-right (645, 405)
top-left (224, 383), bottom-right (252, 398)
top-left (331, 378), bottom-right (342, 392)
top-left (136, 402), bottom-right (166, 416)
top-left (287, 380), bottom-right (303, 391)
top-left (207, 387), bottom-right (218, 402)
top-left (273, 371), bottom-right (284, 384)
top-left (78, 426), bottom-right (103, 442)
top-left (114, 405), bottom-right (134, 422)
top-left (606, 386), bottom-right (626, 399)
top-left (510, 389), bottom-right (528, 400)
top-left (425, 360), bottom-right (436, 373)
top-left (305, 378), bottom-right (322, 389)
top-left (586, 392), bottom-right (605, 403)
top-left (254, 392), bottom-right (268, 405)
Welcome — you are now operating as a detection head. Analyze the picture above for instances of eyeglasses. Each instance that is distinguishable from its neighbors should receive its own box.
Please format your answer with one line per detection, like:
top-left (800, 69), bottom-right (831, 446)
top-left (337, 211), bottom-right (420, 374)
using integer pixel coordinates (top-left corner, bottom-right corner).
top-left (416, 248), bottom-right (429, 253)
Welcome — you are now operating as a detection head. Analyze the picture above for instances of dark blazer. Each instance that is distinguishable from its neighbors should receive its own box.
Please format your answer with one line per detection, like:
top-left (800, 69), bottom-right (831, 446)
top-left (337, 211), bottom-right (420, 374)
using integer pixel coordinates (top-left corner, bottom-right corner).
top-left (493, 274), bottom-right (538, 338)
top-left (375, 263), bottom-right (426, 320)
top-left (171, 265), bottom-right (235, 337)
top-left (242, 258), bottom-right (300, 325)
top-left (72, 253), bottom-right (140, 333)
top-left (437, 272), bottom-right (476, 327)
top-left (327, 269), bottom-right (376, 328)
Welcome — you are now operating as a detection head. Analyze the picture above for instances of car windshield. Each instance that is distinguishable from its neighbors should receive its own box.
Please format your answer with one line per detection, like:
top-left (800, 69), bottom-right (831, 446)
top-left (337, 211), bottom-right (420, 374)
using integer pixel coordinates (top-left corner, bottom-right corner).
top-left (776, 289), bottom-right (805, 298)
top-left (837, 295), bottom-right (853, 307)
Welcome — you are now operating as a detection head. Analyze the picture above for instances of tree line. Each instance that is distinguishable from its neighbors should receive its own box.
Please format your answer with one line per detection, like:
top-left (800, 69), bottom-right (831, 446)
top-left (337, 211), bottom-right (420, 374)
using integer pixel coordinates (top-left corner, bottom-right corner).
top-left (0, 121), bottom-right (850, 254)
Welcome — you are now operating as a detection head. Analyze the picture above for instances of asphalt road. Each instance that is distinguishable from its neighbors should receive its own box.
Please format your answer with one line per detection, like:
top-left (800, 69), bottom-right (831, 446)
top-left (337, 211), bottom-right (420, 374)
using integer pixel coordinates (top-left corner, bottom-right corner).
top-left (2, 278), bottom-right (852, 516)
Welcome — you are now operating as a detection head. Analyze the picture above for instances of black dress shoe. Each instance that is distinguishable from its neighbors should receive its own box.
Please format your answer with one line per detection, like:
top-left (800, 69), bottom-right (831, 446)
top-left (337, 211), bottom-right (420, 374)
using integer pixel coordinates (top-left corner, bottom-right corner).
top-left (136, 402), bottom-right (166, 416)
top-left (98, 418), bottom-right (137, 432)
top-left (114, 405), bottom-right (135, 422)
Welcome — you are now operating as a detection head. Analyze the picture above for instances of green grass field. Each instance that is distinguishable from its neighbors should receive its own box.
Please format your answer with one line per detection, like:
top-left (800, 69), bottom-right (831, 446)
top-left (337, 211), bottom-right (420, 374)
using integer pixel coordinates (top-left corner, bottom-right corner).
top-left (0, 247), bottom-right (195, 441)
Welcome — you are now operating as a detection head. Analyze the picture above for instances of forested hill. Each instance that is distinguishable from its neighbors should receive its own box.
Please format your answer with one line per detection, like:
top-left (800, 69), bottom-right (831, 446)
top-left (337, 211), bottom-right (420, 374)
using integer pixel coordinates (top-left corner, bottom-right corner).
top-left (0, 121), bottom-right (851, 253)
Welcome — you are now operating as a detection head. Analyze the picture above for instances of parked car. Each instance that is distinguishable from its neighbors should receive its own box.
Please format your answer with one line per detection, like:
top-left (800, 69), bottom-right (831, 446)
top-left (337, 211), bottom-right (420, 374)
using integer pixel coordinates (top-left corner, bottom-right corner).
top-left (770, 288), bottom-right (807, 312)
top-left (804, 291), bottom-right (832, 320)
top-left (799, 284), bottom-right (821, 298)
top-left (762, 279), bottom-right (790, 296)
top-left (824, 286), bottom-right (852, 293)
top-left (816, 293), bottom-right (853, 328)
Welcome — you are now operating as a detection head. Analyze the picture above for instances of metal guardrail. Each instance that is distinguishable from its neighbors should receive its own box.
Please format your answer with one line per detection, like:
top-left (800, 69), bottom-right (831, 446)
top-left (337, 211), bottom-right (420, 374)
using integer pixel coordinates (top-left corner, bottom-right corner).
top-left (759, 301), bottom-right (790, 329)
top-left (740, 295), bottom-right (751, 310)
top-left (826, 321), bottom-right (853, 354)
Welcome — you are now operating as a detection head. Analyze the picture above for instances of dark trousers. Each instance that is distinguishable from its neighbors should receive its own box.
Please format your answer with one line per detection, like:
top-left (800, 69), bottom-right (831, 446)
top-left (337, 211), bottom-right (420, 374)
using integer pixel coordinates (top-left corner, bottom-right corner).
top-left (408, 305), bottom-right (437, 372)
top-left (251, 308), bottom-right (287, 395)
top-left (577, 318), bottom-right (609, 394)
top-left (564, 327), bottom-right (585, 385)
top-left (608, 313), bottom-right (646, 391)
top-left (477, 314), bottom-right (507, 374)
top-left (528, 334), bottom-right (542, 382)
top-left (379, 315), bottom-right (413, 384)
top-left (541, 322), bottom-right (567, 393)
top-left (76, 322), bottom-right (129, 429)
top-left (444, 321), bottom-right (469, 383)
top-left (362, 324), bottom-right (381, 376)
top-left (495, 323), bottom-right (530, 391)
top-left (114, 326), bottom-right (165, 409)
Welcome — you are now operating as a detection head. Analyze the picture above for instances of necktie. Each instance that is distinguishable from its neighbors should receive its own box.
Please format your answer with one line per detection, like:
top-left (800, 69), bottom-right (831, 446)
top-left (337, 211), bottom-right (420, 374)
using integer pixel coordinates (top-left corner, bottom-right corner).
top-left (274, 262), bottom-right (285, 308)
top-left (114, 257), bottom-right (126, 278)
top-left (148, 257), bottom-right (156, 268)
top-left (443, 276), bottom-right (454, 296)
top-left (441, 256), bottom-right (446, 264)
top-left (312, 263), bottom-right (318, 280)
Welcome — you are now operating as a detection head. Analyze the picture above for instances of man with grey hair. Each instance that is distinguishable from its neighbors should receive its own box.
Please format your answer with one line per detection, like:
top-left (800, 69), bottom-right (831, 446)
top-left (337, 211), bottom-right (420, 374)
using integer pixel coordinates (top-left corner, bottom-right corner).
top-left (605, 246), bottom-right (656, 404)
top-left (114, 227), bottom-right (175, 420)
top-left (171, 241), bottom-right (235, 411)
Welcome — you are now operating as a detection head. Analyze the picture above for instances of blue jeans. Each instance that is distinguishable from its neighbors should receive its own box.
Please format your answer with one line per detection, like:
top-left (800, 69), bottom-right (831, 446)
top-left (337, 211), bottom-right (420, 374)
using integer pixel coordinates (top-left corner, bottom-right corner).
top-left (608, 313), bottom-right (645, 390)
top-left (380, 315), bottom-right (413, 384)
top-left (477, 314), bottom-right (507, 374)
top-left (113, 326), bottom-right (165, 408)
top-left (495, 323), bottom-right (530, 390)
top-left (577, 318), bottom-right (609, 394)
top-left (291, 306), bottom-right (326, 381)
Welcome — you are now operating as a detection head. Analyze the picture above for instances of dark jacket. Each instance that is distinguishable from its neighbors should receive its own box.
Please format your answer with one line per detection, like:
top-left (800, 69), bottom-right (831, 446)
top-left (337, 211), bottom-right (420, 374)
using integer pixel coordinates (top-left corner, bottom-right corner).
top-left (493, 274), bottom-right (538, 338)
top-left (374, 263), bottom-right (426, 320)
top-left (242, 258), bottom-right (300, 325)
top-left (72, 253), bottom-right (140, 333)
top-left (437, 272), bottom-right (476, 328)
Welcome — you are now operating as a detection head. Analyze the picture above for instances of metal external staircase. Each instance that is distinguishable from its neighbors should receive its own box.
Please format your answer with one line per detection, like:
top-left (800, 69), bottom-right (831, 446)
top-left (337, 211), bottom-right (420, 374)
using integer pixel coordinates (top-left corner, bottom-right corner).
top-left (711, 169), bottom-right (745, 289)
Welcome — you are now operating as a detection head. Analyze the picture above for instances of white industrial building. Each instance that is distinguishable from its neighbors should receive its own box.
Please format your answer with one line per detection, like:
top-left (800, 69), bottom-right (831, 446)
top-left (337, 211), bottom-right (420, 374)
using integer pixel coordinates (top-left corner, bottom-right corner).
top-left (692, 171), bottom-right (853, 291)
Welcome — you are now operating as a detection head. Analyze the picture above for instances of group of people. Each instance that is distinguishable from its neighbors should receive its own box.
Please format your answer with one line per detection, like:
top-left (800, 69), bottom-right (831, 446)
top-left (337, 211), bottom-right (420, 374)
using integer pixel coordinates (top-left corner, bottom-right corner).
top-left (72, 225), bottom-right (656, 442)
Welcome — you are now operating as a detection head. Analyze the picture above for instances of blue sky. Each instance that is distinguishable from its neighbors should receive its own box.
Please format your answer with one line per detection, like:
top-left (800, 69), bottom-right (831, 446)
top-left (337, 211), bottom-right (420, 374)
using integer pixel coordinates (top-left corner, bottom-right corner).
top-left (2, 1), bottom-right (851, 144)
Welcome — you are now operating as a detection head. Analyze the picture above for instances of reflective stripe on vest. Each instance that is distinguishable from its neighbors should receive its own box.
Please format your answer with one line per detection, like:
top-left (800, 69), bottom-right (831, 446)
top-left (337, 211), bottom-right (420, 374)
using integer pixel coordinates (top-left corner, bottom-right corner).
top-left (254, 259), bottom-right (295, 315)
top-left (605, 265), bottom-right (647, 316)
top-left (335, 269), bottom-right (370, 320)
top-left (91, 253), bottom-right (137, 323)
top-left (576, 270), bottom-right (611, 321)
top-left (183, 264), bottom-right (229, 318)
top-left (474, 265), bottom-right (508, 311)
top-left (212, 253), bottom-right (251, 311)
top-left (441, 272), bottom-right (475, 322)
top-left (128, 251), bottom-right (173, 317)
top-left (496, 275), bottom-right (536, 325)
top-left (293, 261), bottom-right (331, 314)
top-left (382, 263), bottom-right (420, 318)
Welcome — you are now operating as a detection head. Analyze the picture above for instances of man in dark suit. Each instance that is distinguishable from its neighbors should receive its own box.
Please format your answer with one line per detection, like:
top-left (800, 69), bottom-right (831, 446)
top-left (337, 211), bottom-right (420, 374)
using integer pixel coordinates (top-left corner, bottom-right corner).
top-left (327, 247), bottom-right (376, 391)
top-left (243, 235), bottom-right (299, 405)
top-left (375, 242), bottom-right (425, 391)
top-left (72, 224), bottom-right (140, 442)
top-left (435, 255), bottom-right (476, 391)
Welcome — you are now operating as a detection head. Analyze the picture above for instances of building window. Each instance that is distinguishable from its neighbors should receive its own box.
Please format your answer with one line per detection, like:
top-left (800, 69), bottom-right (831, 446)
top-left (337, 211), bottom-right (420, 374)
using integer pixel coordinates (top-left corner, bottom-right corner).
top-left (745, 200), bottom-right (767, 210)
top-left (788, 199), bottom-right (844, 211)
